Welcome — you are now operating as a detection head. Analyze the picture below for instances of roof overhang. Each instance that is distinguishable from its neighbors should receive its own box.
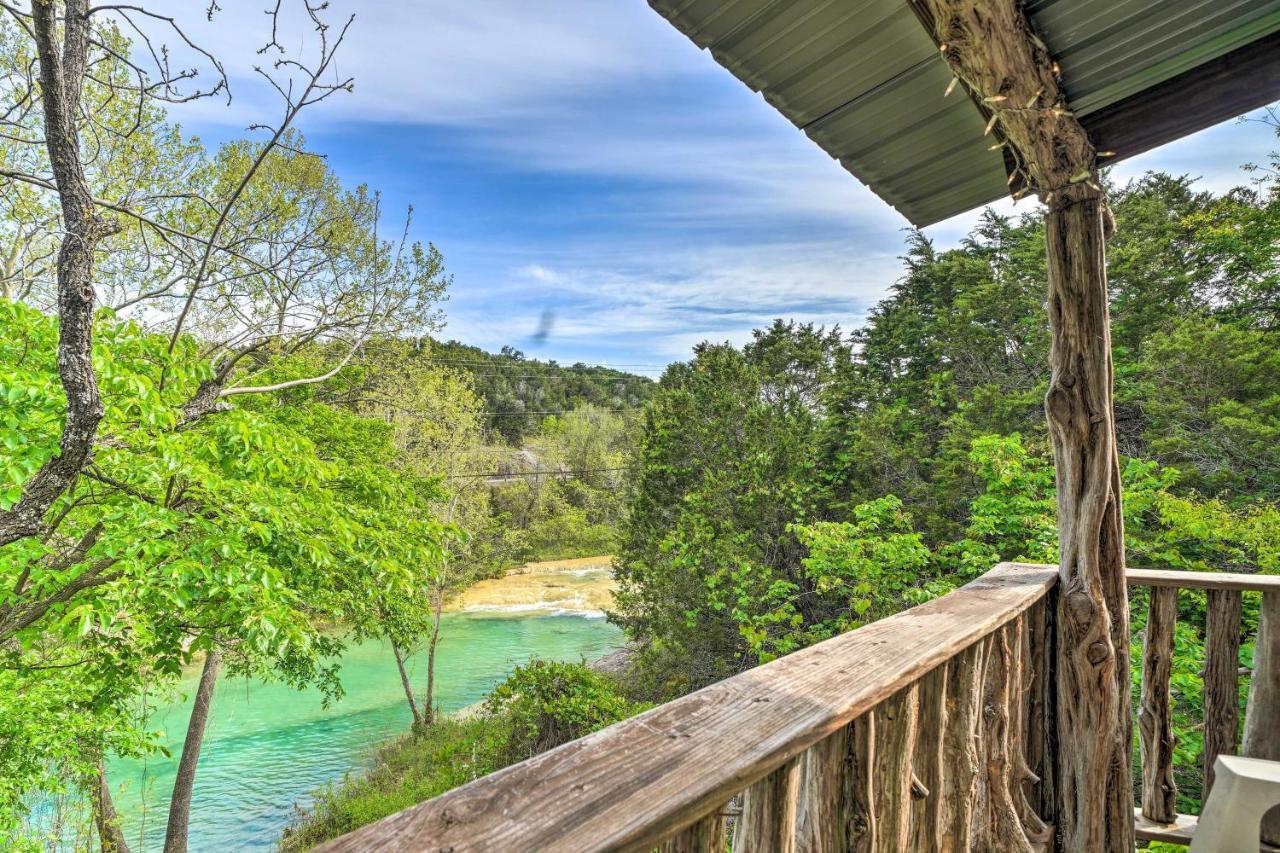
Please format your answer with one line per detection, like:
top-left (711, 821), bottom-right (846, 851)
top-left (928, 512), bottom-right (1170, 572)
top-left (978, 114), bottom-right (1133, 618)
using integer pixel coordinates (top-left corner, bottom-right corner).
top-left (649, 0), bottom-right (1280, 227)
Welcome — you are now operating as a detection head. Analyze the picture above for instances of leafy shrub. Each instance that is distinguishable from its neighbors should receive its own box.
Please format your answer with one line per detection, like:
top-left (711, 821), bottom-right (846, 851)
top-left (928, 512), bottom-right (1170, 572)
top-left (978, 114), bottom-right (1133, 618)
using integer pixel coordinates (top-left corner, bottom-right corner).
top-left (485, 659), bottom-right (639, 763)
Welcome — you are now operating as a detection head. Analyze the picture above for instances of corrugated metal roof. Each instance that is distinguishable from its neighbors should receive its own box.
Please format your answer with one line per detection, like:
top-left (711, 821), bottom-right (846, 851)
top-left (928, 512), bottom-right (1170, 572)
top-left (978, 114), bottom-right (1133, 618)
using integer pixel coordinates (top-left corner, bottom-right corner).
top-left (649, 0), bottom-right (1280, 226)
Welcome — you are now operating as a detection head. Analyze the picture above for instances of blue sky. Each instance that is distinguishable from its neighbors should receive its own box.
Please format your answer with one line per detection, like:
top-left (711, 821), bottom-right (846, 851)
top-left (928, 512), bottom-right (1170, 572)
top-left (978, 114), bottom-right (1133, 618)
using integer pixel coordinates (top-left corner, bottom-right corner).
top-left (157, 1), bottom-right (1279, 376)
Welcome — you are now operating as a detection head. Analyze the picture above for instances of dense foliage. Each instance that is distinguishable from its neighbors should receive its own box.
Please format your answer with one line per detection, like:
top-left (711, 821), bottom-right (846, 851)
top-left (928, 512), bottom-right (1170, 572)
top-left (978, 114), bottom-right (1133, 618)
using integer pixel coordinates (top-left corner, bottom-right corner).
top-left (0, 304), bottom-right (447, 836)
top-left (614, 122), bottom-right (1280, 810)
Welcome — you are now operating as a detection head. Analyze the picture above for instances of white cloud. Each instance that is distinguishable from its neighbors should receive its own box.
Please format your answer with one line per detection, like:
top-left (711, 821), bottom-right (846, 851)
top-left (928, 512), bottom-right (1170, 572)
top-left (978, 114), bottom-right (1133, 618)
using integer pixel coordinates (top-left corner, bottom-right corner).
top-left (130, 2), bottom-right (1278, 371)
top-left (145, 0), bottom-right (703, 128)
top-left (517, 264), bottom-right (563, 284)
top-left (443, 238), bottom-right (901, 363)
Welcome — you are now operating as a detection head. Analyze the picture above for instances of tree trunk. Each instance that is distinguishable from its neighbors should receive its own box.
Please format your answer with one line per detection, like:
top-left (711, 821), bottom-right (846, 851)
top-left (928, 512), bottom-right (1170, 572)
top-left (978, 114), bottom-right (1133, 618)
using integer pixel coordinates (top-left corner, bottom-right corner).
top-left (92, 758), bottom-right (130, 853)
top-left (1043, 187), bottom-right (1133, 852)
top-left (1202, 588), bottom-right (1242, 796)
top-left (164, 648), bottom-right (222, 853)
top-left (391, 636), bottom-right (423, 728)
top-left (1, 0), bottom-right (118, 546)
top-left (1243, 591), bottom-right (1280, 845)
top-left (424, 589), bottom-right (444, 726)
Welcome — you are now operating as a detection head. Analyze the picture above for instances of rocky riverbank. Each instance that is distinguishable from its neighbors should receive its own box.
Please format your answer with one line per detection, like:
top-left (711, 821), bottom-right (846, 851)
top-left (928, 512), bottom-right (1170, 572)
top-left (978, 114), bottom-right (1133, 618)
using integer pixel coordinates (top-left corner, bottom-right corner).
top-left (449, 555), bottom-right (616, 616)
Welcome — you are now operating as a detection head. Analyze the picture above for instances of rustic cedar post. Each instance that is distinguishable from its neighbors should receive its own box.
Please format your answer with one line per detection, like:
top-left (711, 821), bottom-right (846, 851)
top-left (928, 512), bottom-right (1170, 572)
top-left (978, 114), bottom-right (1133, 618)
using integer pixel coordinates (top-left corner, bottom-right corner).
top-left (872, 685), bottom-right (919, 849)
top-left (732, 757), bottom-right (800, 852)
top-left (909, 666), bottom-right (947, 850)
top-left (1138, 587), bottom-right (1178, 822)
top-left (1202, 589), bottom-right (1242, 796)
top-left (913, 2), bottom-right (1133, 849)
top-left (1244, 591), bottom-right (1280, 845)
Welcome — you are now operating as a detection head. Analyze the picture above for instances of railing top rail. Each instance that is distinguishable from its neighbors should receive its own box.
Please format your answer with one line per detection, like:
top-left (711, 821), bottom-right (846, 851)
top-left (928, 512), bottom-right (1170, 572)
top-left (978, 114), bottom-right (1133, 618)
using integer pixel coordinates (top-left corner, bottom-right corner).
top-left (316, 562), bottom-right (1057, 853)
top-left (1127, 568), bottom-right (1280, 593)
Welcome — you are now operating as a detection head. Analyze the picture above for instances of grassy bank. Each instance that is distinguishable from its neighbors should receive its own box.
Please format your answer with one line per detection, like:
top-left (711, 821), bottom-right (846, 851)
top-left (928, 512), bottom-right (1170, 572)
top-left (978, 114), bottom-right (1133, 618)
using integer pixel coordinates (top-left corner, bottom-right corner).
top-left (281, 660), bottom-right (645, 850)
top-left (280, 717), bottom-right (499, 849)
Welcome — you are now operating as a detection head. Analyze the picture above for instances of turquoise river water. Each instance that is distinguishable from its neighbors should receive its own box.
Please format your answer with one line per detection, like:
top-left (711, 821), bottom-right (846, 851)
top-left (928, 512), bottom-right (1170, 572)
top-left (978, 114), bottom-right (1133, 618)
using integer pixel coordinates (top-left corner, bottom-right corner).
top-left (104, 610), bottom-right (623, 851)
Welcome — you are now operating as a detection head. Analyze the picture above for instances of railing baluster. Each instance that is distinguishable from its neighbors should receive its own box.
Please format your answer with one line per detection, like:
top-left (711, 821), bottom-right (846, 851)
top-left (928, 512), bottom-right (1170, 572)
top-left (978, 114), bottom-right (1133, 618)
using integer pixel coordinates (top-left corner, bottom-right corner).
top-left (795, 724), bottom-right (852, 852)
top-left (872, 684), bottom-right (919, 851)
top-left (850, 711), bottom-right (876, 852)
top-left (1138, 585), bottom-right (1178, 823)
top-left (977, 624), bottom-right (1036, 853)
top-left (1013, 614), bottom-right (1050, 845)
top-left (1203, 588), bottom-right (1242, 796)
top-left (909, 666), bottom-right (947, 850)
top-left (1024, 598), bottom-right (1049, 819)
top-left (732, 756), bottom-right (800, 853)
top-left (660, 807), bottom-right (727, 853)
top-left (940, 641), bottom-right (985, 851)
top-left (1034, 588), bottom-right (1059, 830)
top-left (1243, 590), bottom-right (1280, 846)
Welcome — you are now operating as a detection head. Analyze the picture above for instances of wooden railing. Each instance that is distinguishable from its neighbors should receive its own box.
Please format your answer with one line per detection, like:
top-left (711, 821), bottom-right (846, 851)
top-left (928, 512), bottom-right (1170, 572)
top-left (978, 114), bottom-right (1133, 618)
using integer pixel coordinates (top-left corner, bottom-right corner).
top-left (316, 563), bottom-right (1059, 852)
top-left (1128, 568), bottom-right (1280, 848)
top-left (315, 563), bottom-right (1279, 851)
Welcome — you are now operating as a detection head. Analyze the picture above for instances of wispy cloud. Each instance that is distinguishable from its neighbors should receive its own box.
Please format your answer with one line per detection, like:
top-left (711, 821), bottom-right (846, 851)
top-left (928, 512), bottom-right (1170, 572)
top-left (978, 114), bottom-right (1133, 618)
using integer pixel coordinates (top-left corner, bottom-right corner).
top-left (147, 1), bottom-right (1278, 369)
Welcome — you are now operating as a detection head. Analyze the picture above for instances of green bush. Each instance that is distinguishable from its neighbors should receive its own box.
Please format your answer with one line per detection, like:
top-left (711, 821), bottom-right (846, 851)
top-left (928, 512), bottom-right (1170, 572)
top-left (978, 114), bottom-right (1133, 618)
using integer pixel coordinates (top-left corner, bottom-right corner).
top-left (484, 659), bottom-right (638, 763)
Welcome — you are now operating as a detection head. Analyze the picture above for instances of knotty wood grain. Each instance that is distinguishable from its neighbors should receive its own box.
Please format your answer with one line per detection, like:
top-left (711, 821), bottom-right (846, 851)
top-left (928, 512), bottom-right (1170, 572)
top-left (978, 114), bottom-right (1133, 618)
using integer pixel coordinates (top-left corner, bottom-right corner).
top-left (872, 685), bottom-right (918, 851)
top-left (660, 809), bottom-right (725, 853)
top-left (315, 564), bottom-right (1056, 852)
top-left (1138, 586), bottom-right (1177, 823)
top-left (1022, 600), bottom-right (1050, 829)
top-left (733, 758), bottom-right (799, 853)
top-left (795, 725), bottom-right (852, 852)
top-left (939, 641), bottom-right (985, 852)
top-left (1203, 588), bottom-right (1242, 796)
top-left (1012, 615), bottom-right (1049, 847)
top-left (849, 713), bottom-right (876, 853)
top-left (977, 626), bottom-right (1034, 853)
top-left (909, 666), bottom-right (946, 851)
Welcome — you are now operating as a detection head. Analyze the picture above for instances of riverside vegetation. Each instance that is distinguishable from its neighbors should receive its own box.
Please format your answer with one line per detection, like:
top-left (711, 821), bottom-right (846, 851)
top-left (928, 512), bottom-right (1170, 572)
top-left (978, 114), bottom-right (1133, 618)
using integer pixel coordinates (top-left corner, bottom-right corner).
top-left (0, 4), bottom-right (643, 849)
top-left (280, 660), bottom-right (646, 850)
top-left (1, 1), bottom-right (1278, 850)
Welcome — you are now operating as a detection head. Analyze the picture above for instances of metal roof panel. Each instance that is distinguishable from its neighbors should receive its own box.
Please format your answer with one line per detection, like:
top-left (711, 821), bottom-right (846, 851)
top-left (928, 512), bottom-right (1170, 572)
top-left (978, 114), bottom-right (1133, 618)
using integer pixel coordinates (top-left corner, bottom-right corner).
top-left (649, 0), bottom-right (1280, 226)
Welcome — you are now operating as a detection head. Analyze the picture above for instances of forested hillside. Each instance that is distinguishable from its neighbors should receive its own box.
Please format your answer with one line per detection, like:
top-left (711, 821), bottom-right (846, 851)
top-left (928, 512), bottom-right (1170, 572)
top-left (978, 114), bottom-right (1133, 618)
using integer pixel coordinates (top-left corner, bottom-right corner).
top-left (614, 120), bottom-right (1280, 806)
top-left (423, 340), bottom-right (655, 443)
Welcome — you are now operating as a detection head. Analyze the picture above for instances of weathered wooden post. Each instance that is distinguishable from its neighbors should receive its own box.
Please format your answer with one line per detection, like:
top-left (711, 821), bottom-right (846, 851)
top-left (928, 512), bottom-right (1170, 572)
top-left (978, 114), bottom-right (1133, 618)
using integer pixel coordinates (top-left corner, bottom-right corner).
top-left (914, 1), bottom-right (1134, 849)
top-left (1244, 591), bottom-right (1280, 845)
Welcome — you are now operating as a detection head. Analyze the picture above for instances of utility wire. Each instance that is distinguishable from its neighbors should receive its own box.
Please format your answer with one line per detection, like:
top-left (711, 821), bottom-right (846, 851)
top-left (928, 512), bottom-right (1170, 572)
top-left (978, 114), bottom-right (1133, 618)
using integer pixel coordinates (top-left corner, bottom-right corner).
top-left (478, 409), bottom-right (641, 416)
top-left (402, 355), bottom-right (668, 370)
top-left (446, 466), bottom-right (633, 481)
top-left (462, 372), bottom-right (657, 381)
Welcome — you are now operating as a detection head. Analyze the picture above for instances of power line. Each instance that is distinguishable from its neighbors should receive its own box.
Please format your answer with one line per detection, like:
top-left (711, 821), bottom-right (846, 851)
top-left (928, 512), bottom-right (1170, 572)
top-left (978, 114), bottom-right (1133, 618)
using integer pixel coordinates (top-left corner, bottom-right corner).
top-left (447, 466), bottom-right (633, 481)
top-left (462, 372), bottom-right (657, 381)
top-left (478, 409), bottom-right (642, 416)
top-left (406, 355), bottom-right (669, 370)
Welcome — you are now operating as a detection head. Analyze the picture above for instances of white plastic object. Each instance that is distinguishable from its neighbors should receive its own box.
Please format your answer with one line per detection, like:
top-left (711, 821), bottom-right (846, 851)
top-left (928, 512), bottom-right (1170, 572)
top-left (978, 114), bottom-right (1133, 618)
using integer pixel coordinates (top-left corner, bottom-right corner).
top-left (1190, 755), bottom-right (1280, 852)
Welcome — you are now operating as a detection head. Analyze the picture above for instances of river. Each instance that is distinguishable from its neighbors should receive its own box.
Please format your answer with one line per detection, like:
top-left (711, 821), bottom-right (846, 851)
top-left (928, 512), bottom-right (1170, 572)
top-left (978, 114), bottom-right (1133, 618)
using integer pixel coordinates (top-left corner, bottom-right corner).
top-left (105, 559), bottom-right (622, 851)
